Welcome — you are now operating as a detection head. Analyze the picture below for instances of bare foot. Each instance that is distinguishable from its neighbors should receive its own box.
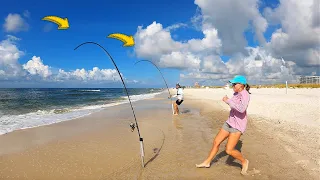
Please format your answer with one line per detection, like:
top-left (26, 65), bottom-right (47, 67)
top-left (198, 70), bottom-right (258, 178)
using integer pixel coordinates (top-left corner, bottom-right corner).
top-left (195, 162), bottom-right (210, 168)
top-left (173, 113), bottom-right (179, 116)
top-left (241, 159), bottom-right (249, 175)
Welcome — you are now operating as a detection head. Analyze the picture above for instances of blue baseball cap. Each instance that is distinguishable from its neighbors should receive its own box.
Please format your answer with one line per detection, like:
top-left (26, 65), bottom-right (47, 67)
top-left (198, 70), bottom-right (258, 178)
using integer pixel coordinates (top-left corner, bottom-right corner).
top-left (229, 75), bottom-right (247, 85)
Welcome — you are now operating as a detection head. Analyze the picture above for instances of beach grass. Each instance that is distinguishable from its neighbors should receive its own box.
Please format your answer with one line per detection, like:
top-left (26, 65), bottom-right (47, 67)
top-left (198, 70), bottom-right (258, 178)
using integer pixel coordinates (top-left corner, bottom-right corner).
top-left (251, 84), bottom-right (320, 88)
top-left (189, 84), bottom-right (320, 89)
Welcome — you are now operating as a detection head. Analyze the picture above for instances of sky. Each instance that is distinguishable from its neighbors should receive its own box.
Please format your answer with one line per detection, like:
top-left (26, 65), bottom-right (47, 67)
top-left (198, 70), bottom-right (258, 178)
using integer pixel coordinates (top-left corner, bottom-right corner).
top-left (0, 0), bottom-right (319, 88)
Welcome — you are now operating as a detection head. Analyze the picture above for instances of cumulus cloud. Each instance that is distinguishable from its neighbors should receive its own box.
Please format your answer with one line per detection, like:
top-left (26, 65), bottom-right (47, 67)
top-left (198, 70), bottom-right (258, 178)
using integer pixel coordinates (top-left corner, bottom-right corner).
top-left (200, 55), bottom-right (228, 74)
top-left (0, 36), bottom-right (125, 85)
top-left (0, 35), bottom-right (25, 78)
top-left (159, 51), bottom-right (201, 69)
top-left (55, 67), bottom-right (121, 82)
top-left (133, 0), bottom-right (319, 85)
top-left (134, 22), bottom-right (183, 61)
top-left (264, 0), bottom-right (320, 67)
top-left (23, 56), bottom-right (52, 78)
top-left (181, 47), bottom-right (302, 85)
top-left (134, 21), bottom-right (222, 69)
top-left (3, 13), bottom-right (29, 33)
top-left (194, 0), bottom-right (268, 55)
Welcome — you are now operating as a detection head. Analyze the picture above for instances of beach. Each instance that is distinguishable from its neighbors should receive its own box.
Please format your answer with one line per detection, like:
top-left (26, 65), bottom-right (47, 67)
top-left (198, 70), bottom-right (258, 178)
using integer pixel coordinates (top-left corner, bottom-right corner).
top-left (0, 88), bottom-right (319, 179)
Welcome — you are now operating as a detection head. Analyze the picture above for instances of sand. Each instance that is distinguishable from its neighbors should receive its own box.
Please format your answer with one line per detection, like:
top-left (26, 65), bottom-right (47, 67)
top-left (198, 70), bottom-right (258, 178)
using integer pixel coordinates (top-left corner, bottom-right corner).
top-left (183, 88), bottom-right (320, 178)
top-left (0, 88), bottom-right (319, 179)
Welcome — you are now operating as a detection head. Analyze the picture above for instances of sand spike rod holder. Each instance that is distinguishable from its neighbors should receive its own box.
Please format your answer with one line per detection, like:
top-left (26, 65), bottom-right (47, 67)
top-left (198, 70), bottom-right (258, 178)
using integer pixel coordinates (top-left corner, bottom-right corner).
top-left (74, 41), bottom-right (145, 168)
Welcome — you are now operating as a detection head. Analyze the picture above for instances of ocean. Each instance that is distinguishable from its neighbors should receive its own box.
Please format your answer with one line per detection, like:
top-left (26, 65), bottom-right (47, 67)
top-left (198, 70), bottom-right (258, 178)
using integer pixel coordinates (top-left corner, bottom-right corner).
top-left (0, 88), bottom-right (164, 135)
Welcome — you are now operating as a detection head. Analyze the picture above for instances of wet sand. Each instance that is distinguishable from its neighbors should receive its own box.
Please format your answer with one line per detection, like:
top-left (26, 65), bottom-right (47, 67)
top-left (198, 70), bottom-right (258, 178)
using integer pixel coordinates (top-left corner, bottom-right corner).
top-left (0, 92), bottom-right (317, 179)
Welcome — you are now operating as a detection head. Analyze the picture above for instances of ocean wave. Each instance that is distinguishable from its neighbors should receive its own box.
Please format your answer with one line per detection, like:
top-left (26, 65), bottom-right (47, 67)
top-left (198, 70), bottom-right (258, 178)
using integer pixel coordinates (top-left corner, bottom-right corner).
top-left (59, 89), bottom-right (101, 92)
top-left (0, 91), bottom-right (164, 135)
top-left (78, 90), bottom-right (101, 92)
top-left (0, 109), bottom-right (94, 135)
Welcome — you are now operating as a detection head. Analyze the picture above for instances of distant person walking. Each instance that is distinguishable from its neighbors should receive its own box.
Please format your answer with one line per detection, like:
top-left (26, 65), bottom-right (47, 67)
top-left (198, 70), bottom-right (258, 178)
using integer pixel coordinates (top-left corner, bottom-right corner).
top-left (171, 83), bottom-right (184, 115)
top-left (196, 75), bottom-right (251, 175)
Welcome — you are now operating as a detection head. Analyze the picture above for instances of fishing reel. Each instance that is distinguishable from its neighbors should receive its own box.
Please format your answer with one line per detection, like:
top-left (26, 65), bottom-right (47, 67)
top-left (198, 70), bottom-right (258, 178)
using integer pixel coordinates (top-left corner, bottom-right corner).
top-left (130, 122), bottom-right (136, 132)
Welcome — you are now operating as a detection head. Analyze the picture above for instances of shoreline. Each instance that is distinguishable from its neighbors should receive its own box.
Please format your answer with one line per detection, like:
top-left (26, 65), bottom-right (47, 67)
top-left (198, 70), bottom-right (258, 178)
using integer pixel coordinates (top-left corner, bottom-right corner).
top-left (0, 90), bottom-right (165, 136)
top-left (0, 89), bottom-right (319, 179)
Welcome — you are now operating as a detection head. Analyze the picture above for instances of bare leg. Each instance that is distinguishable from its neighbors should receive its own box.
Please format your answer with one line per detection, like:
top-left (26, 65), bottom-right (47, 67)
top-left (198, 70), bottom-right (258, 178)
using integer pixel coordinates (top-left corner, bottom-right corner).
top-left (173, 102), bottom-right (179, 115)
top-left (176, 103), bottom-right (179, 114)
top-left (196, 128), bottom-right (229, 167)
top-left (172, 102), bottom-right (176, 114)
top-left (225, 132), bottom-right (249, 175)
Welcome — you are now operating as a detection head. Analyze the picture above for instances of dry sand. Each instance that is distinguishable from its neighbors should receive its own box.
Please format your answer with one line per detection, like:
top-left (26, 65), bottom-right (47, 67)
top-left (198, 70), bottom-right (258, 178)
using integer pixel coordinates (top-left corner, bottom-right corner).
top-left (0, 88), bottom-right (319, 179)
top-left (183, 87), bottom-right (320, 178)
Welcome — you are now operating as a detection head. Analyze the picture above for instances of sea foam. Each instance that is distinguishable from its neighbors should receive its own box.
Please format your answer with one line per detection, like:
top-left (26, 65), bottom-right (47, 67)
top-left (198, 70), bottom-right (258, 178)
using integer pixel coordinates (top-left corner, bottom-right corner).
top-left (0, 91), bottom-right (163, 135)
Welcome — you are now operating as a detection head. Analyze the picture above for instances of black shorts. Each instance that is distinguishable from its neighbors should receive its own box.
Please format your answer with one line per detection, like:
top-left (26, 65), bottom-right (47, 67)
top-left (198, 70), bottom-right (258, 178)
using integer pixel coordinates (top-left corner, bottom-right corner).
top-left (176, 99), bottom-right (183, 105)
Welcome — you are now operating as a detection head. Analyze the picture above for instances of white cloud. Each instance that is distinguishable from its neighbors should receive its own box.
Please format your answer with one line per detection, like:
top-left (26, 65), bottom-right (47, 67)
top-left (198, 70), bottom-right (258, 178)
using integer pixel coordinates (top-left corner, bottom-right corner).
top-left (200, 55), bottom-right (228, 74)
top-left (312, 0), bottom-right (320, 28)
top-left (166, 23), bottom-right (188, 31)
top-left (133, 0), bottom-right (319, 85)
top-left (186, 28), bottom-right (222, 54)
top-left (23, 56), bottom-right (52, 78)
top-left (134, 21), bottom-right (222, 69)
top-left (1, 2), bottom-right (319, 86)
top-left (134, 22), bottom-right (183, 61)
top-left (3, 13), bottom-right (29, 33)
top-left (55, 67), bottom-right (121, 82)
top-left (181, 47), bottom-right (301, 85)
top-left (0, 35), bottom-right (24, 78)
top-left (194, 0), bottom-right (268, 55)
top-left (159, 51), bottom-right (201, 69)
top-left (191, 7), bottom-right (203, 31)
top-left (0, 36), bottom-right (125, 85)
top-left (264, 0), bottom-right (320, 67)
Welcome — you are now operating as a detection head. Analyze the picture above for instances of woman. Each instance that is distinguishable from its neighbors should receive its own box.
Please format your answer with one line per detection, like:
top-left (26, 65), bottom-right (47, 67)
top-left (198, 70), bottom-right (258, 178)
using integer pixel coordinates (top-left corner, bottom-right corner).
top-left (171, 83), bottom-right (184, 115)
top-left (196, 75), bottom-right (251, 175)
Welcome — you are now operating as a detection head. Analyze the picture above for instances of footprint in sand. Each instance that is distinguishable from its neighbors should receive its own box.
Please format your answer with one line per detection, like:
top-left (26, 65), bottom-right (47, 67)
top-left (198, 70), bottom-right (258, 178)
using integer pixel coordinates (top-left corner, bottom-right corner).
top-left (153, 148), bottom-right (159, 154)
top-left (245, 168), bottom-right (261, 176)
top-left (284, 145), bottom-right (294, 153)
top-left (295, 160), bottom-right (309, 168)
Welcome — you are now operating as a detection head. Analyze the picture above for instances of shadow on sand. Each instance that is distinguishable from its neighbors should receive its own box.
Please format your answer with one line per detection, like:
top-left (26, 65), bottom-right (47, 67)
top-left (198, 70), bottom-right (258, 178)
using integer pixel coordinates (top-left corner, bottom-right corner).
top-left (211, 140), bottom-right (243, 168)
top-left (180, 109), bottom-right (191, 114)
top-left (144, 129), bottom-right (166, 167)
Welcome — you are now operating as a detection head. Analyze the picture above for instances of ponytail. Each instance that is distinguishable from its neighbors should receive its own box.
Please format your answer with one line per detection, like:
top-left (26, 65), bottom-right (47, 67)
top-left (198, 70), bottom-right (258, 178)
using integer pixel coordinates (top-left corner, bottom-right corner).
top-left (245, 84), bottom-right (251, 94)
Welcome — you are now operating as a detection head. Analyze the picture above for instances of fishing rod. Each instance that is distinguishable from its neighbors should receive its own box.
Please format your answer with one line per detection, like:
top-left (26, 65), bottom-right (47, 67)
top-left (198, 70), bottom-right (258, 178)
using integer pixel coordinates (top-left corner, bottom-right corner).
top-left (74, 41), bottom-right (145, 168)
top-left (134, 60), bottom-right (174, 114)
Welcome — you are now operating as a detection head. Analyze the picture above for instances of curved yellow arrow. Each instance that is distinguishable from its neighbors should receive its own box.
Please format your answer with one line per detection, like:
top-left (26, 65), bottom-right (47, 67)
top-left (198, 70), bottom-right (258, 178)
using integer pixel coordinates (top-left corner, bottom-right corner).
top-left (108, 33), bottom-right (134, 47)
top-left (42, 16), bottom-right (69, 30)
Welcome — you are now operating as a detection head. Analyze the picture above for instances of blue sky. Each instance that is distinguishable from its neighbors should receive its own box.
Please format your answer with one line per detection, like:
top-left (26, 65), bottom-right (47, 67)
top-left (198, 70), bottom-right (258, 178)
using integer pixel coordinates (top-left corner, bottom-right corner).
top-left (4, 0), bottom-right (318, 88)
top-left (1, 0), bottom-right (203, 87)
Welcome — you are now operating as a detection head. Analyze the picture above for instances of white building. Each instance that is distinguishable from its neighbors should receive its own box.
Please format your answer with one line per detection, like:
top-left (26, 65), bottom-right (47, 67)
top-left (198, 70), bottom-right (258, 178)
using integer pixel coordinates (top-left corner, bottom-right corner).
top-left (299, 76), bottom-right (320, 84)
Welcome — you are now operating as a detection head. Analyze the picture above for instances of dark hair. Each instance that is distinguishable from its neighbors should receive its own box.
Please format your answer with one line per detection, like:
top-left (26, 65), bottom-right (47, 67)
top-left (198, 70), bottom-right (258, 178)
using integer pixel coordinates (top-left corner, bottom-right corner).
top-left (245, 84), bottom-right (251, 94)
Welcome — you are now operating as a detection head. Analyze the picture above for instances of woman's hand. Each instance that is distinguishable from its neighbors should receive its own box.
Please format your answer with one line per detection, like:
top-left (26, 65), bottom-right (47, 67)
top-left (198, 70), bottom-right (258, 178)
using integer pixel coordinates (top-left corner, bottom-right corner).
top-left (222, 95), bottom-right (229, 102)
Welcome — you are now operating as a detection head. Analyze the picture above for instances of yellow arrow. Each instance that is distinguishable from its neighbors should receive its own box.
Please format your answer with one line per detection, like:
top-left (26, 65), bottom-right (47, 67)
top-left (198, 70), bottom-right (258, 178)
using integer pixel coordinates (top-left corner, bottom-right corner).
top-left (42, 16), bottom-right (69, 30)
top-left (108, 33), bottom-right (135, 47)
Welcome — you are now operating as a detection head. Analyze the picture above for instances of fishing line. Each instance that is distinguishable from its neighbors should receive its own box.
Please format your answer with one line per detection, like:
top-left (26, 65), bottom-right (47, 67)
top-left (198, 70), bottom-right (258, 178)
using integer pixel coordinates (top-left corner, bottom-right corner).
top-left (134, 60), bottom-right (174, 114)
top-left (74, 41), bottom-right (145, 168)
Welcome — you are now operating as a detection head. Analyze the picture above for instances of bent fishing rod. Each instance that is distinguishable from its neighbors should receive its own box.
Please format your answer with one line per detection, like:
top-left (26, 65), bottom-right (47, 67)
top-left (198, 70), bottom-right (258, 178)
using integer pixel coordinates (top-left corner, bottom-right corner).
top-left (74, 41), bottom-right (145, 168)
top-left (134, 60), bottom-right (174, 114)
